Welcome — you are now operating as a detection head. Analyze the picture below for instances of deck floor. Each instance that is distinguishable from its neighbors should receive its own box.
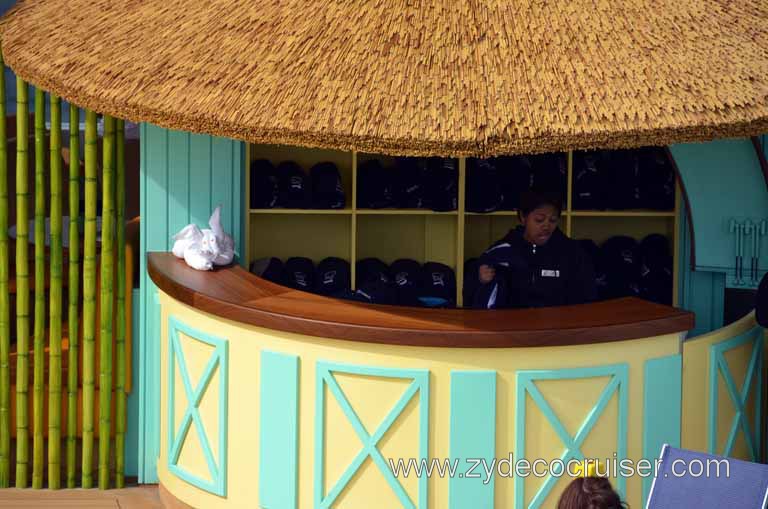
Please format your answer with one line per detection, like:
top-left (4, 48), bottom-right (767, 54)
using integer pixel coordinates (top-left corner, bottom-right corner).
top-left (0, 486), bottom-right (162, 508)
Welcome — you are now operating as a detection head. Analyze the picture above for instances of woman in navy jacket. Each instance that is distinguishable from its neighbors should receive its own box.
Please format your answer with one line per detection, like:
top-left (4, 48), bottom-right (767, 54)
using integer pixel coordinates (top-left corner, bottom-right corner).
top-left (472, 190), bottom-right (597, 309)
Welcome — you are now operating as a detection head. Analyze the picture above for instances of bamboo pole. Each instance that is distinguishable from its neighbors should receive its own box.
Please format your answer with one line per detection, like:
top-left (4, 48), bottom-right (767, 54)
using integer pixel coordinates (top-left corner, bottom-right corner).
top-left (0, 44), bottom-right (11, 489)
top-left (48, 94), bottom-right (63, 489)
top-left (66, 104), bottom-right (80, 488)
top-left (115, 119), bottom-right (126, 488)
top-left (32, 88), bottom-right (45, 489)
top-left (15, 79), bottom-right (30, 488)
top-left (81, 110), bottom-right (97, 488)
top-left (98, 115), bottom-right (115, 490)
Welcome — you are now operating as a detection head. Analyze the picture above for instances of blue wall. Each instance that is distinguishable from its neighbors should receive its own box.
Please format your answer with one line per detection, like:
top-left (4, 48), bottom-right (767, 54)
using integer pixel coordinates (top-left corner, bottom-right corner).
top-left (138, 124), bottom-right (244, 482)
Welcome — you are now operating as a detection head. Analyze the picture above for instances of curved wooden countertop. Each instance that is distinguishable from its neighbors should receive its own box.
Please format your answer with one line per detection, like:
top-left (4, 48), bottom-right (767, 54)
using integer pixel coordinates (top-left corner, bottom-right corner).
top-left (148, 252), bottom-right (694, 348)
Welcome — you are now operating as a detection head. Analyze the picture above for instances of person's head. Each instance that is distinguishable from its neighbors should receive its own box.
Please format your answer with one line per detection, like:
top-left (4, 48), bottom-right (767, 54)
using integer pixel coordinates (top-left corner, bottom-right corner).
top-left (518, 190), bottom-right (562, 245)
top-left (557, 477), bottom-right (627, 509)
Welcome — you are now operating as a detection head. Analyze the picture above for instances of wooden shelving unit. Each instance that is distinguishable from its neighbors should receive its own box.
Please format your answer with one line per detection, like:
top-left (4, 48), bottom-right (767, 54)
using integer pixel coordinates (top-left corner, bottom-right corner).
top-left (245, 145), bottom-right (681, 307)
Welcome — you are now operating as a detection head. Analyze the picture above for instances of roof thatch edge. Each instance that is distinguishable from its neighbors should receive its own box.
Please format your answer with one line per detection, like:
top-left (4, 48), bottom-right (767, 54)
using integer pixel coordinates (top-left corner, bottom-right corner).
top-left (5, 46), bottom-right (767, 158)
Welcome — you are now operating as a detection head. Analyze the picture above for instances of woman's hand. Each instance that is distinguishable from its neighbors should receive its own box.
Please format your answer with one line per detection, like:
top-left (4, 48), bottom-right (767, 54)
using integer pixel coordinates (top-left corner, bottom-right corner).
top-left (478, 264), bottom-right (496, 284)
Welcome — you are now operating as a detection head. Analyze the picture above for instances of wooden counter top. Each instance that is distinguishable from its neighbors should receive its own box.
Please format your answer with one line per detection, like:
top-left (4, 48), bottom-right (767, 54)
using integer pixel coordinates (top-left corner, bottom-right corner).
top-left (148, 252), bottom-right (694, 348)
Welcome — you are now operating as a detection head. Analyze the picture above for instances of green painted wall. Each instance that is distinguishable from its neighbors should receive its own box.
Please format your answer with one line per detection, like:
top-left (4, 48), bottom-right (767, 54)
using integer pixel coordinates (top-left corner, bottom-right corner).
top-left (138, 124), bottom-right (244, 482)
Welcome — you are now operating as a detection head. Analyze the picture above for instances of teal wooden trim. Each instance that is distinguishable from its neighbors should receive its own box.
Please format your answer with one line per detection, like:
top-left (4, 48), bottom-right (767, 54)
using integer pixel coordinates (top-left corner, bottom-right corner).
top-left (138, 122), bottom-right (148, 481)
top-left (138, 125), bottom-right (244, 483)
top-left (238, 141), bottom-right (246, 267)
top-left (448, 371), bottom-right (496, 509)
top-left (708, 326), bottom-right (763, 460)
top-left (515, 364), bottom-right (629, 509)
top-left (314, 361), bottom-right (429, 509)
top-left (167, 316), bottom-right (229, 497)
top-left (642, 354), bottom-right (682, 508)
top-left (259, 351), bottom-right (299, 509)
top-left (139, 123), bottom-right (169, 483)
top-left (676, 195), bottom-right (725, 337)
top-left (125, 288), bottom-right (142, 476)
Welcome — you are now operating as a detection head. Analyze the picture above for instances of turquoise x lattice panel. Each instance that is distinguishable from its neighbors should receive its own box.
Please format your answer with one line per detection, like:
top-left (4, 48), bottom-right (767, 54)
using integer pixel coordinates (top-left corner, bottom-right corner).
top-left (168, 316), bottom-right (229, 496)
top-left (709, 325), bottom-right (763, 460)
top-left (314, 361), bottom-right (429, 509)
top-left (515, 364), bottom-right (629, 509)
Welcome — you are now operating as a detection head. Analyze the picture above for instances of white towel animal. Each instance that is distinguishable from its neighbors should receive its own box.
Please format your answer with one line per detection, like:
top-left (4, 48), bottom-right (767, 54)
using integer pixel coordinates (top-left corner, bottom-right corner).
top-left (207, 205), bottom-right (235, 266)
top-left (183, 244), bottom-right (215, 271)
top-left (171, 206), bottom-right (235, 271)
top-left (172, 224), bottom-right (203, 259)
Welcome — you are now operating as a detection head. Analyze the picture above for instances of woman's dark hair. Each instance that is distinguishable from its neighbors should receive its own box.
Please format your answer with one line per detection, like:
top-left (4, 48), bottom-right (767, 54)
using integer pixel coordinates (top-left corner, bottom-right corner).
top-left (519, 189), bottom-right (563, 217)
top-left (557, 477), bottom-right (628, 509)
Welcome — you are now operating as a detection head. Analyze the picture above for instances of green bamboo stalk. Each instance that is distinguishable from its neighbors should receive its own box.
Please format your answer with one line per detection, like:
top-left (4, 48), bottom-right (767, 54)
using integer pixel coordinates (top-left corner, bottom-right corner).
top-left (81, 110), bottom-right (97, 488)
top-left (98, 115), bottom-right (115, 490)
top-left (15, 80), bottom-right (30, 488)
top-left (114, 119), bottom-right (126, 489)
top-left (48, 94), bottom-right (63, 489)
top-left (66, 104), bottom-right (80, 488)
top-left (32, 88), bottom-right (45, 489)
top-left (0, 44), bottom-right (11, 489)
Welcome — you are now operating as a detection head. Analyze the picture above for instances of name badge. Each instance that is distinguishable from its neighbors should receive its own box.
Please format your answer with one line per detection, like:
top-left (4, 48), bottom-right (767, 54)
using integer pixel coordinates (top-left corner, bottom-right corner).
top-left (541, 269), bottom-right (560, 278)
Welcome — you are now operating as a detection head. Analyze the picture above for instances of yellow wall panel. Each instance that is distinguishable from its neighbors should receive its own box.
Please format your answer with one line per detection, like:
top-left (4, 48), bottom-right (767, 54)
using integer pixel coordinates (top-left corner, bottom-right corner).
top-left (681, 312), bottom-right (762, 456)
top-left (176, 425), bottom-right (212, 483)
top-left (158, 293), bottom-right (681, 509)
top-left (324, 384), bottom-right (366, 495)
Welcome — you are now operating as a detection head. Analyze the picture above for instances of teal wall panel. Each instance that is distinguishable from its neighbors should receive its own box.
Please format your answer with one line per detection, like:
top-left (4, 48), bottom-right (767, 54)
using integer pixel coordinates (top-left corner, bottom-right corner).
top-left (167, 130), bottom-right (190, 237)
top-left (677, 178), bottom-right (725, 338)
top-left (189, 134), bottom-right (213, 228)
top-left (125, 288), bottom-right (141, 477)
top-left (139, 123), bottom-right (244, 483)
top-left (642, 354), bottom-right (682, 507)
top-left (449, 371), bottom-right (496, 509)
top-left (259, 351), bottom-right (299, 509)
top-left (211, 137), bottom-right (236, 236)
top-left (670, 139), bottom-right (768, 277)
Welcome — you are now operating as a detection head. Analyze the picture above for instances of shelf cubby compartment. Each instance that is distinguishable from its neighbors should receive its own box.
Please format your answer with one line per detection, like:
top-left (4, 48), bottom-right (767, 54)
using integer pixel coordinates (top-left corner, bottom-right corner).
top-left (356, 214), bottom-right (458, 269)
top-left (569, 215), bottom-right (676, 245)
top-left (248, 143), bottom-right (354, 211)
top-left (464, 215), bottom-right (521, 261)
top-left (248, 214), bottom-right (352, 265)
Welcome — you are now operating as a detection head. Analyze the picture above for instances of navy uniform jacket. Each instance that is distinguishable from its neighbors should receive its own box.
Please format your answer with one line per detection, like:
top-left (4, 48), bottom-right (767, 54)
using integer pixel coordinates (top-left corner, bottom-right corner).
top-left (472, 226), bottom-right (597, 308)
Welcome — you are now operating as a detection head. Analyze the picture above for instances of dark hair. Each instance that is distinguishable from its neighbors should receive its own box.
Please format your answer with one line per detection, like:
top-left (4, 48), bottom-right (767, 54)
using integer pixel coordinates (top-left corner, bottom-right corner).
top-left (519, 189), bottom-right (563, 217)
top-left (557, 477), bottom-right (628, 509)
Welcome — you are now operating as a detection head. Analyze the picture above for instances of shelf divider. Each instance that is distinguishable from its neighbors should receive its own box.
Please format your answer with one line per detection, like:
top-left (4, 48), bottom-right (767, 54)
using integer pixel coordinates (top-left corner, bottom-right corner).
top-left (457, 157), bottom-right (466, 307)
top-left (351, 150), bottom-right (357, 290)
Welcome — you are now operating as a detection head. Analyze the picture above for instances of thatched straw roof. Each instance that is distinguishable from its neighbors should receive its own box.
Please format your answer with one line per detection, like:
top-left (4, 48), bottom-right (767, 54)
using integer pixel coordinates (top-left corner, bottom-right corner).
top-left (2, 0), bottom-right (767, 157)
